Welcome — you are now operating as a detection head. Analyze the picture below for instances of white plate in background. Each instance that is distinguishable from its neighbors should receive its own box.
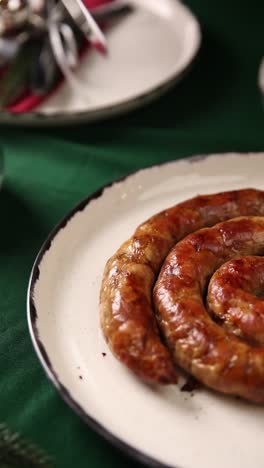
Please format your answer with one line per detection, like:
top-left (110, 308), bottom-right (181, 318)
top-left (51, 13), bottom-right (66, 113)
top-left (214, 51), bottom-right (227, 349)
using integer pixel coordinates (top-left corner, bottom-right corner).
top-left (1, 0), bottom-right (201, 125)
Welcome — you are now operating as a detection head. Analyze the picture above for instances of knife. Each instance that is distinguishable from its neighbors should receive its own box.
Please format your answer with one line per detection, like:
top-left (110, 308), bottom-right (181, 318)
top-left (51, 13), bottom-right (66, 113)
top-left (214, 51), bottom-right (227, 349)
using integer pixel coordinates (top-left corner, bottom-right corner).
top-left (91, 1), bottom-right (133, 22)
top-left (60, 0), bottom-right (107, 53)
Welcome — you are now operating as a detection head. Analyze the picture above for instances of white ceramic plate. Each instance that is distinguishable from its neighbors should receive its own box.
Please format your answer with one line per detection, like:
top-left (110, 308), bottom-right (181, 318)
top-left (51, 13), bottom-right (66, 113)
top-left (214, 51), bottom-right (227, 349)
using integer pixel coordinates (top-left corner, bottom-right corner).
top-left (1, 0), bottom-right (201, 126)
top-left (28, 153), bottom-right (264, 468)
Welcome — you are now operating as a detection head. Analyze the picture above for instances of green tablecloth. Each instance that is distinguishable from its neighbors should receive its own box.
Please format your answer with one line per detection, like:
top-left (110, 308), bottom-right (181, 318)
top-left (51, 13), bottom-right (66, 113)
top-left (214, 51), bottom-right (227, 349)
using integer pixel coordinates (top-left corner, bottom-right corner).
top-left (0, 0), bottom-right (264, 466)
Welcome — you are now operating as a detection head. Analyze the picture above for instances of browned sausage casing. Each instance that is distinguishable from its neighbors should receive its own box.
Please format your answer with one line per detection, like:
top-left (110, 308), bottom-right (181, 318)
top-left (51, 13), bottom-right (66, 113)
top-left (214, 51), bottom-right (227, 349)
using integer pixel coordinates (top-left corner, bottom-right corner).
top-left (154, 217), bottom-right (264, 403)
top-left (100, 189), bottom-right (264, 401)
top-left (207, 256), bottom-right (264, 345)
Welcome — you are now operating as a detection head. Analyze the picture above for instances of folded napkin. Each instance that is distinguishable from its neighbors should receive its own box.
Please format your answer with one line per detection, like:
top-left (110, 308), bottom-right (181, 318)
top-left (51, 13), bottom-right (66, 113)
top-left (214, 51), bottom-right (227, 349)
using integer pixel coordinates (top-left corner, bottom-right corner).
top-left (7, 0), bottom-right (112, 113)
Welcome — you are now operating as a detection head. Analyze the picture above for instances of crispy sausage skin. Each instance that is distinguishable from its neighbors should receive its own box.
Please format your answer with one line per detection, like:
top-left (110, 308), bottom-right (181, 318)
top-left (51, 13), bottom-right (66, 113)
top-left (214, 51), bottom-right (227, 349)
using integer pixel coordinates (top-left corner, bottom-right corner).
top-left (207, 256), bottom-right (264, 345)
top-left (154, 217), bottom-right (264, 403)
top-left (100, 189), bottom-right (264, 400)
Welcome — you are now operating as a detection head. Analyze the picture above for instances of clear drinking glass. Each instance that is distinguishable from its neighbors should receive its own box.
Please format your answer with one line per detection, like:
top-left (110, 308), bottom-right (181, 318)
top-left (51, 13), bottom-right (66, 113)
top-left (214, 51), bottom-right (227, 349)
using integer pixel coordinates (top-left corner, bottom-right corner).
top-left (0, 149), bottom-right (4, 188)
top-left (258, 59), bottom-right (264, 97)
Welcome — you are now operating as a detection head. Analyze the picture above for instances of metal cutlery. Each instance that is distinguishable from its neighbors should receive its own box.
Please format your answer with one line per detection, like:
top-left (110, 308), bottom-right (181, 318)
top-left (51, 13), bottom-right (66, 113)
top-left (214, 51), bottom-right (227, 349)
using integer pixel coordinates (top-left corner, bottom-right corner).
top-left (60, 0), bottom-right (107, 53)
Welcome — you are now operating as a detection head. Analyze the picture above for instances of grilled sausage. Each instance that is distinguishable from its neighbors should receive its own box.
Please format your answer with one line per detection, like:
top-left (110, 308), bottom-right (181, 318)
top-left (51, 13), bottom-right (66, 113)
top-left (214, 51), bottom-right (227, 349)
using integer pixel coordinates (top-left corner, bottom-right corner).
top-left (207, 256), bottom-right (264, 345)
top-left (100, 189), bottom-right (264, 401)
top-left (154, 217), bottom-right (264, 403)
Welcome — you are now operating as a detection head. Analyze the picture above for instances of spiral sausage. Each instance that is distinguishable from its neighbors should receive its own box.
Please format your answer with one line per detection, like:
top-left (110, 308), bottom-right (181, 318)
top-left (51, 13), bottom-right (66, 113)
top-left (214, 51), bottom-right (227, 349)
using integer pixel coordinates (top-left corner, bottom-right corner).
top-left (154, 217), bottom-right (264, 402)
top-left (100, 188), bottom-right (264, 401)
top-left (207, 256), bottom-right (264, 345)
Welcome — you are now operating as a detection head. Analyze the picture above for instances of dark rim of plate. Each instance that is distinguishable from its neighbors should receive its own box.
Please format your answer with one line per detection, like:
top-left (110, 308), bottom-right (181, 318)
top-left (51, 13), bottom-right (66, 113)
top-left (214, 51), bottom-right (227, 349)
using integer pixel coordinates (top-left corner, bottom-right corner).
top-left (27, 152), bottom-right (261, 468)
top-left (0, 59), bottom-right (198, 126)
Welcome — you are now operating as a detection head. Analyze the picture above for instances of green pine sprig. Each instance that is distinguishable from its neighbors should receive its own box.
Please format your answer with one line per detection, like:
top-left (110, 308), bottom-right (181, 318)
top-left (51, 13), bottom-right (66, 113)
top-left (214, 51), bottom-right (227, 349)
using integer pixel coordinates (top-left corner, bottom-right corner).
top-left (0, 39), bottom-right (38, 108)
top-left (0, 423), bottom-right (52, 468)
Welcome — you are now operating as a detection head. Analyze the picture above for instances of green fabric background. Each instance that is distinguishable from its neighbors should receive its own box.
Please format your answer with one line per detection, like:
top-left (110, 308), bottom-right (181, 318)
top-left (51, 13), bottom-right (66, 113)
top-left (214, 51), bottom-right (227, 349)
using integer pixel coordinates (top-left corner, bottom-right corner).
top-left (0, 0), bottom-right (264, 466)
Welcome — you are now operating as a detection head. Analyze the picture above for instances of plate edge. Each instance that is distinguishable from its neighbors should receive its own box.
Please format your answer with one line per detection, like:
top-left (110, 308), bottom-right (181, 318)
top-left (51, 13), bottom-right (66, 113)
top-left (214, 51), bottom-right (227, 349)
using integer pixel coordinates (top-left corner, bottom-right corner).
top-left (27, 151), bottom-right (264, 468)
